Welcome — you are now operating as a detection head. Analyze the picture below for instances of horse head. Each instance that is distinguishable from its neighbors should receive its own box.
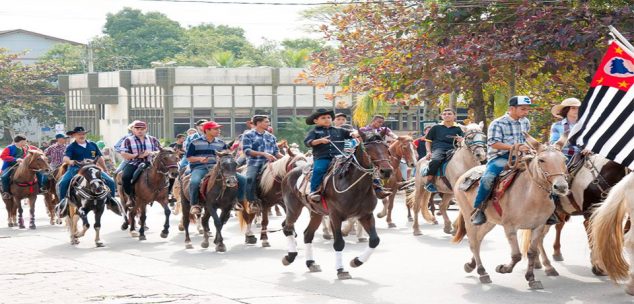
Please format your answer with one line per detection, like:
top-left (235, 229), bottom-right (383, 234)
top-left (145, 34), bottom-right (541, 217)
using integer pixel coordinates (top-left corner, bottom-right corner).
top-left (524, 132), bottom-right (569, 196)
top-left (393, 136), bottom-right (417, 167)
top-left (462, 123), bottom-right (487, 162)
top-left (26, 150), bottom-right (51, 174)
top-left (359, 131), bottom-right (393, 179)
top-left (77, 164), bottom-right (109, 197)
top-left (153, 147), bottom-right (179, 179)
top-left (216, 150), bottom-right (238, 188)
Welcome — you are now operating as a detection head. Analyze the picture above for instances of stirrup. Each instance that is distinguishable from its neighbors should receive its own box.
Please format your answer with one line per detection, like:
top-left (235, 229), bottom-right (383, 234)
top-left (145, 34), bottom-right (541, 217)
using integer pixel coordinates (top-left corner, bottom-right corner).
top-left (190, 205), bottom-right (202, 215)
top-left (471, 208), bottom-right (487, 225)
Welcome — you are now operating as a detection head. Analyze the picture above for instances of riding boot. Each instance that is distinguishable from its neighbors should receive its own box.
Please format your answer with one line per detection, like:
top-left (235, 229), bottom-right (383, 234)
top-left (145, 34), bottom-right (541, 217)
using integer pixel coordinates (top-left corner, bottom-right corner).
top-left (309, 191), bottom-right (321, 202)
top-left (471, 208), bottom-right (487, 225)
top-left (546, 212), bottom-right (560, 225)
top-left (424, 182), bottom-right (438, 193)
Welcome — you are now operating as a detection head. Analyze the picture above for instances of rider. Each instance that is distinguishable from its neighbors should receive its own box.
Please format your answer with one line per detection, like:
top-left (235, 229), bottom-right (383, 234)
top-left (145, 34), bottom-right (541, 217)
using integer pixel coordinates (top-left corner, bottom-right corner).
top-left (1, 135), bottom-right (45, 199)
top-left (241, 115), bottom-right (283, 208)
top-left (113, 121), bottom-right (137, 174)
top-left (359, 115), bottom-right (398, 142)
top-left (45, 134), bottom-right (68, 170)
top-left (119, 121), bottom-right (162, 198)
top-left (549, 97), bottom-right (581, 163)
top-left (471, 96), bottom-right (559, 225)
top-left (186, 121), bottom-right (246, 215)
top-left (56, 126), bottom-right (119, 212)
top-left (334, 113), bottom-right (358, 153)
top-left (304, 109), bottom-right (392, 209)
top-left (423, 108), bottom-right (464, 192)
top-left (179, 119), bottom-right (208, 171)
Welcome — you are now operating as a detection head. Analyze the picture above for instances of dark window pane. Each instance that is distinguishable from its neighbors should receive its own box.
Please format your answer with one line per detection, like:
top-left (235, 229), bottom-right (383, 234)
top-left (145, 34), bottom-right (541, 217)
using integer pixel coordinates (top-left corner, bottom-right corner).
top-left (174, 118), bottom-right (190, 124)
top-left (296, 108), bottom-right (313, 116)
top-left (277, 108), bottom-right (293, 116)
top-left (194, 109), bottom-right (211, 116)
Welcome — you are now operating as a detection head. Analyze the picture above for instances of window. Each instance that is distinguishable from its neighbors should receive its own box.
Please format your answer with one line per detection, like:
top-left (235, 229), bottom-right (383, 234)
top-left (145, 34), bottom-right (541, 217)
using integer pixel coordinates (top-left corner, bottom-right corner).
top-left (214, 86), bottom-right (232, 107)
top-left (235, 86), bottom-right (252, 108)
top-left (277, 86), bottom-right (294, 107)
top-left (296, 86), bottom-right (314, 107)
top-left (193, 86), bottom-right (212, 108)
top-left (173, 86), bottom-right (191, 108)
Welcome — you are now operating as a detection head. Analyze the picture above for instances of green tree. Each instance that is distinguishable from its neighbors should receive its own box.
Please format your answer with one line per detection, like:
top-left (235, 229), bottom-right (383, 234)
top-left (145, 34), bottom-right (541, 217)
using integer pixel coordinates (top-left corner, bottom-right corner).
top-left (277, 117), bottom-right (312, 148)
top-left (280, 48), bottom-right (310, 68)
top-left (38, 43), bottom-right (87, 74)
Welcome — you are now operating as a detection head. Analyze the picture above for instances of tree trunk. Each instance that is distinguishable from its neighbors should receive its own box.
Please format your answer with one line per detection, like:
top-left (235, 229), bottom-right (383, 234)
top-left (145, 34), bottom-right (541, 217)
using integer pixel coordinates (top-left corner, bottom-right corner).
top-left (472, 80), bottom-right (487, 128)
top-left (486, 93), bottom-right (495, 124)
top-left (509, 63), bottom-right (516, 96)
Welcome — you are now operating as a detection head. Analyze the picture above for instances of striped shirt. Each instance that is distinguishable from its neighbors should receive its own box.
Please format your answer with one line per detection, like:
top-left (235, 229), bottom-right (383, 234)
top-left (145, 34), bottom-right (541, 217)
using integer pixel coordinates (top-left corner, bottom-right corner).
top-left (45, 143), bottom-right (66, 168)
top-left (242, 129), bottom-right (279, 166)
top-left (487, 113), bottom-right (531, 160)
top-left (122, 135), bottom-right (161, 166)
top-left (186, 137), bottom-right (227, 169)
top-left (114, 133), bottom-right (131, 153)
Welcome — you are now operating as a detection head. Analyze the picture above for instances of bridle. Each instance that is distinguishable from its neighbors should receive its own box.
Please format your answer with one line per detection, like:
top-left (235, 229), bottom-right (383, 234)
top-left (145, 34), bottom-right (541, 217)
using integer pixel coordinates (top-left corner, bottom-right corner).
top-left (72, 165), bottom-right (110, 201)
top-left (524, 146), bottom-right (569, 194)
top-left (152, 151), bottom-right (179, 176)
top-left (462, 130), bottom-right (487, 155)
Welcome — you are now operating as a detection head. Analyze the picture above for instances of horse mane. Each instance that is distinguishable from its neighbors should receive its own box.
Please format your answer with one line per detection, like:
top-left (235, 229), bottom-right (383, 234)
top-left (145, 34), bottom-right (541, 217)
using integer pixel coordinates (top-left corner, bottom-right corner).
top-left (260, 154), bottom-right (291, 193)
top-left (463, 122), bottom-right (483, 132)
top-left (397, 135), bottom-right (413, 141)
top-left (204, 161), bottom-right (222, 192)
top-left (14, 151), bottom-right (42, 179)
top-left (56, 163), bottom-right (69, 180)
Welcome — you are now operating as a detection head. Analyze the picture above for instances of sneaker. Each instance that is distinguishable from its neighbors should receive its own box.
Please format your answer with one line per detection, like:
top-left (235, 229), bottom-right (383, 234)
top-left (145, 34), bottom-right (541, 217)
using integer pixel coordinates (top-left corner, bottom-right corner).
top-left (190, 205), bottom-right (202, 215)
top-left (471, 208), bottom-right (487, 225)
top-left (546, 213), bottom-right (560, 225)
top-left (424, 182), bottom-right (438, 193)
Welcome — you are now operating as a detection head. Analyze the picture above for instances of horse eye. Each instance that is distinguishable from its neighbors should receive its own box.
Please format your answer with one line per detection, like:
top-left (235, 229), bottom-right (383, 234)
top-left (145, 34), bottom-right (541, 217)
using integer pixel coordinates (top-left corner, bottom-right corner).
top-left (538, 159), bottom-right (545, 163)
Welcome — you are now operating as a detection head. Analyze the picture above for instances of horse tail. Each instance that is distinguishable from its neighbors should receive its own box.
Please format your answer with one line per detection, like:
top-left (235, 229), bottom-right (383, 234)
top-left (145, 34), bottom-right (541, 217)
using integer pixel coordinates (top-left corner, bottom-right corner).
top-left (452, 213), bottom-right (466, 243)
top-left (412, 182), bottom-right (435, 223)
top-left (590, 172), bottom-right (634, 282)
top-left (236, 202), bottom-right (252, 232)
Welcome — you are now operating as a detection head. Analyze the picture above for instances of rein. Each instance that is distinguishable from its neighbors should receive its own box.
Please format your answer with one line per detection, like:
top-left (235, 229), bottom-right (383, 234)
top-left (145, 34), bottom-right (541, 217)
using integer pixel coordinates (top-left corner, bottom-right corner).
top-left (328, 140), bottom-right (379, 194)
top-left (71, 166), bottom-right (110, 201)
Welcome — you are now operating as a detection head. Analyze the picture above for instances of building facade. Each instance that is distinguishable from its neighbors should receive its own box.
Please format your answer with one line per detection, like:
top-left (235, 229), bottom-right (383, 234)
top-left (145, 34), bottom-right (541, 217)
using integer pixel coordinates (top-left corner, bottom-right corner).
top-left (59, 67), bottom-right (425, 146)
top-left (0, 29), bottom-right (84, 64)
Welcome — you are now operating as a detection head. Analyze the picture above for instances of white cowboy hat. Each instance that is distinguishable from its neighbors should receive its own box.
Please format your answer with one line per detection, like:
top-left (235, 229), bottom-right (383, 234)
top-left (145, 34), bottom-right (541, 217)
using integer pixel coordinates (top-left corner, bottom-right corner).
top-left (551, 98), bottom-right (581, 118)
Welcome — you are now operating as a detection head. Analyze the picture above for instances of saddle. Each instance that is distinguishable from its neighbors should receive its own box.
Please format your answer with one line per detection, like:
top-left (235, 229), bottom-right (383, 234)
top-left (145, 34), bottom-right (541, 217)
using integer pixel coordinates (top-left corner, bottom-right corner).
top-left (459, 166), bottom-right (523, 216)
top-left (130, 162), bottom-right (150, 186)
top-left (5, 167), bottom-right (38, 194)
top-left (296, 156), bottom-right (349, 196)
top-left (421, 150), bottom-right (455, 190)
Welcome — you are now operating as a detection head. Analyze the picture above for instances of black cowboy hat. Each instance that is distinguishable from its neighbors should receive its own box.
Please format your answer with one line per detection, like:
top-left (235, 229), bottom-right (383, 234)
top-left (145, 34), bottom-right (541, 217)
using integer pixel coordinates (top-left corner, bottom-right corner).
top-left (66, 126), bottom-right (90, 136)
top-left (306, 108), bottom-right (335, 125)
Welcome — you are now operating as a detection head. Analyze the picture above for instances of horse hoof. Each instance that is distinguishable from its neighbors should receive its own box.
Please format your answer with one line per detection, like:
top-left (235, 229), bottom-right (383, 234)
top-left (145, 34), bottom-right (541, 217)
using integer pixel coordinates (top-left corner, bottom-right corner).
top-left (198, 228), bottom-right (204, 235)
top-left (592, 266), bottom-right (607, 276)
top-left (139, 235), bottom-right (147, 241)
top-left (8, 223), bottom-right (13, 228)
top-left (216, 243), bottom-right (226, 252)
top-left (71, 239), bottom-right (79, 245)
top-left (534, 263), bottom-right (543, 270)
top-left (282, 256), bottom-right (292, 266)
top-left (262, 240), bottom-right (271, 248)
top-left (245, 235), bottom-right (257, 245)
top-left (50, 220), bottom-right (55, 225)
top-left (95, 242), bottom-right (105, 248)
top-left (342, 232), bottom-right (349, 237)
top-left (432, 220), bottom-right (439, 225)
top-left (178, 224), bottom-right (184, 231)
top-left (337, 270), bottom-right (352, 280)
top-left (495, 265), bottom-right (508, 274)
top-left (185, 243), bottom-right (194, 249)
top-left (201, 241), bottom-right (209, 249)
top-left (357, 238), bottom-right (368, 243)
top-left (479, 275), bottom-right (492, 284)
top-left (408, 216), bottom-right (413, 222)
top-left (29, 224), bottom-right (36, 230)
top-left (528, 280), bottom-right (544, 290)
top-left (376, 212), bottom-right (386, 219)
top-left (552, 254), bottom-right (564, 262)
top-left (308, 264), bottom-right (322, 272)
top-left (545, 268), bottom-right (559, 276)
top-left (130, 231), bottom-right (139, 237)
top-left (350, 257), bottom-right (363, 268)
top-left (626, 285), bottom-right (634, 296)
top-left (388, 223), bottom-right (397, 228)
top-left (464, 263), bottom-right (475, 273)
top-left (160, 231), bottom-right (169, 238)
top-left (443, 227), bottom-right (453, 234)
top-left (276, 211), bottom-right (283, 217)
top-left (323, 234), bottom-right (332, 240)
top-left (121, 223), bottom-right (128, 231)
top-left (413, 230), bottom-right (422, 236)
top-left (19, 223), bottom-right (25, 229)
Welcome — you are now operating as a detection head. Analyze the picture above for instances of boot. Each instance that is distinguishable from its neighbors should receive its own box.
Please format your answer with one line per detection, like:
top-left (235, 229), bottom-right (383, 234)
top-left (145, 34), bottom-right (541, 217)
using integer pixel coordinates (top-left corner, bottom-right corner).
top-left (309, 191), bottom-right (321, 203)
top-left (471, 208), bottom-right (487, 225)
top-left (546, 213), bottom-right (560, 225)
top-left (374, 187), bottom-right (393, 199)
top-left (424, 182), bottom-right (438, 193)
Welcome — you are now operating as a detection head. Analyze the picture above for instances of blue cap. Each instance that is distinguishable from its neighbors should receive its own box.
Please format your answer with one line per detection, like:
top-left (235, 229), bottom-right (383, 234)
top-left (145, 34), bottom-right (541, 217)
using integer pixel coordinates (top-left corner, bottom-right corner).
top-left (55, 134), bottom-right (67, 139)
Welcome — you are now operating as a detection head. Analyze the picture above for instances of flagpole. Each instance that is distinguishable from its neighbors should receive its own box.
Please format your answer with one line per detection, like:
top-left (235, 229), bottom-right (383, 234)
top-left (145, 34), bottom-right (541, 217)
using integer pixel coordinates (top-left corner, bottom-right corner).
top-left (608, 25), bottom-right (634, 53)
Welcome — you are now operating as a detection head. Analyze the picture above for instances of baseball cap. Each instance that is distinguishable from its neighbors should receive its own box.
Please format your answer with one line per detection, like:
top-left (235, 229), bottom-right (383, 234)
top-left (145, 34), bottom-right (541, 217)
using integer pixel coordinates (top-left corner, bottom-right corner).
top-left (508, 96), bottom-right (536, 107)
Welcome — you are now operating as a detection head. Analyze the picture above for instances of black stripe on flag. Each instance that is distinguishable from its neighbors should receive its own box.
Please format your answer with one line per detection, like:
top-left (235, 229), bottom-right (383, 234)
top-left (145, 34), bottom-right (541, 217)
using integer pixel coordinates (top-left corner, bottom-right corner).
top-left (594, 97), bottom-right (633, 151)
top-left (580, 89), bottom-right (627, 145)
top-left (606, 123), bottom-right (634, 160)
top-left (569, 86), bottom-right (609, 145)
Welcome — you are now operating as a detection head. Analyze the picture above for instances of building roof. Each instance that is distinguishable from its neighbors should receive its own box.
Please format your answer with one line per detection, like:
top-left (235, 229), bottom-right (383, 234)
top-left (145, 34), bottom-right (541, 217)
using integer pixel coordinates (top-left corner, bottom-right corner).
top-left (0, 29), bottom-right (85, 46)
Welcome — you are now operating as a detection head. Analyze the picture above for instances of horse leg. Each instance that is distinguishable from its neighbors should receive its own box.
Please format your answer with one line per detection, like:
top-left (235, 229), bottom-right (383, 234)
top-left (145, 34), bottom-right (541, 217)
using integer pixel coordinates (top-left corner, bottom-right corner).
top-left (439, 195), bottom-right (453, 234)
top-left (525, 226), bottom-right (545, 290)
top-left (356, 220), bottom-right (368, 242)
top-left (377, 197), bottom-right (388, 218)
top-left (17, 200), bottom-right (25, 229)
top-left (120, 195), bottom-right (130, 231)
top-left (160, 202), bottom-right (170, 238)
top-left (245, 214), bottom-right (257, 245)
top-left (200, 207), bottom-right (212, 249)
top-left (552, 217), bottom-right (565, 261)
top-left (70, 212), bottom-right (80, 245)
top-left (537, 225), bottom-right (558, 276)
top-left (45, 193), bottom-right (55, 225)
top-left (282, 197), bottom-right (302, 266)
top-left (128, 204), bottom-right (139, 237)
top-left (331, 215), bottom-right (351, 280)
top-left (322, 215), bottom-right (333, 240)
top-left (386, 194), bottom-right (396, 228)
top-left (260, 208), bottom-right (271, 247)
top-left (28, 197), bottom-right (36, 229)
top-left (77, 206), bottom-right (90, 238)
top-left (341, 218), bottom-right (354, 236)
top-left (351, 213), bottom-right (380, 268)
top-left (211, 207), bottom-right (227, 252)
top-left (138, 205), bottom-right (147, 241)
top-left (303, 213), bottom-right (324, 272)
top-left (275, 204), bottom-right (283, 217)
top-left (495, 226), bottom-right (522, 274)
top-left (94, 203), bottom-right (105, 247)
top-left (624, 231), bottom-right (634, 295)
top-left (582, 217), bottom-right (607, 276)
top-left (465, 220), bottom-right (495, 284)
top-left (182, 200), bottom-right (193, 249)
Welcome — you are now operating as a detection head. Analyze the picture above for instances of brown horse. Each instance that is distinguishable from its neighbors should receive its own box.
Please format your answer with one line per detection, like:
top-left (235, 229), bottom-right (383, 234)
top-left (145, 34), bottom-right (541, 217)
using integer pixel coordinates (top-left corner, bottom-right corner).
top-left (237, 150), bottom-right (308, 247)
top-left (408, 124), bottom-right (487, 235)
top-left (280, 130), bottom-right (393, 279)
top-left (2, 150), bottom-right (50, 229)
top-left (376, 135), bottom-right (417, 228)
top-left (43, 166), bottom-right (64, 226)
top-left (452, 134), bottom-right (568, 289)
top-left (117, 148), bottom-right (179, 241)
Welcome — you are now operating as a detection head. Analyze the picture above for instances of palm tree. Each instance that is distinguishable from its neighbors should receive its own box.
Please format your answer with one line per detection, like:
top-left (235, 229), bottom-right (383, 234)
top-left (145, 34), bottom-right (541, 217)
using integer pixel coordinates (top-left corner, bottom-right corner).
top-left (352, 94), bottom-right (391, 127)
top-left (281, 48), bottom-right (310, 68)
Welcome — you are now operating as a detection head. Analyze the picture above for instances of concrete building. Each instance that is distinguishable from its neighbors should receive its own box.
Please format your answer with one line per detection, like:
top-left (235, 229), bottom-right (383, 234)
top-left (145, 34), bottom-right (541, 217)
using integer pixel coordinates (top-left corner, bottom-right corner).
top-left (0, 29), bottom-right (84, 64)
top-left (59, 67), bottom-right (424, 146)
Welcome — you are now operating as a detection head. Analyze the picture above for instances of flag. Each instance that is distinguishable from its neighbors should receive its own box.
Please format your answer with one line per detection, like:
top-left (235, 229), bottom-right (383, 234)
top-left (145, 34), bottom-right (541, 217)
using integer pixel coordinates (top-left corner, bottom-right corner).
top-left (568, 38), bottom-right (634, 169)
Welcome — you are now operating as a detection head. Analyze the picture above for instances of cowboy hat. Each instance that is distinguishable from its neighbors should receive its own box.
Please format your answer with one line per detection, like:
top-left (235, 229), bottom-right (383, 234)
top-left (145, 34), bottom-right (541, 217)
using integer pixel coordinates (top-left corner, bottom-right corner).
top-left (306, 108), bottom-right (335, 125)
top-left (66, 126), bottom-right (90, 136)
top-left (551, 98), bottom-right (581, 118)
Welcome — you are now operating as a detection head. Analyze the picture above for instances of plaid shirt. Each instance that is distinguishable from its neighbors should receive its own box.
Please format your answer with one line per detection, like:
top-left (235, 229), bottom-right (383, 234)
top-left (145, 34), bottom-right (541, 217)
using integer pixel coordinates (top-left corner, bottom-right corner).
top-left (45, 143), bottom-right (66, 168)
top-left (242, 129), bottom-right (279, 166)
top-left (487, 113), bottom-right (531, 160)
top-left (550, 118), bottom-right (580, 157)
top-left (122, 135), bottom-right (161, 166)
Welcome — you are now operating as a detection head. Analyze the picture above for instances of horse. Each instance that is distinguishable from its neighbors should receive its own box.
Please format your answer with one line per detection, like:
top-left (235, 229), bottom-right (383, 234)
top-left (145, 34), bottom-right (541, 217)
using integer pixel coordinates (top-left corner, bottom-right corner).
top-left (407, 123), bottom-right (487, 235)
top-left (43, 166), bottom-right (64, 226)
top-left (237, 150), bottom-right (308, 247)
top-left (280, 130), bottom-right (393, 279)
top-left (61, 160), bottom-right (119, 246)
top-left (177, 150), bottom-right (241, 251)
top-left (452, 134), bottom-right (568, 289)
top-left (590, 172), bottom-right (634, 296)
top-left (2, 150), bottom-right (50, 229)
top-left (117, 148), bottom-right (180, 241)
top-left (376, 135), bottom-right (418, 228)
top-left (543, 153), bottom-right (628, 275)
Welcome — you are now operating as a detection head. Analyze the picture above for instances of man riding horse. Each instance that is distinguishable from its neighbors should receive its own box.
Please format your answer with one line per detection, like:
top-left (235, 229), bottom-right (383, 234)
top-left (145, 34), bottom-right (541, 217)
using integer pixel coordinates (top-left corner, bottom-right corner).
top-left (470, 96), bottom-right (559, 225)
top-left (241, 115), bottom-right (284, 210)
top-left (1, 135), bottom-right (46, 199)
top-left (423, 108), bottom-right (464, 193)
top-left (186, 121), bottom-right (246, 215)
top-left (56, 126), bottom-right (119, 214)
top-left (119, 120), bottom-right (162, 199)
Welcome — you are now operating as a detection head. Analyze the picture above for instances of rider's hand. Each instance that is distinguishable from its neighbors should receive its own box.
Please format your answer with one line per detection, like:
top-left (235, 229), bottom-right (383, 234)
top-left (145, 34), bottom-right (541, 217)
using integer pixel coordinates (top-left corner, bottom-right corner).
top-left (519, 145), bottom-right (531, 153)
top-left (425, 153), bottom-right (432, 160)
top-left (16, 158), bottom-right (24, 163)
top-left (263, 153), bottom-right (277, 162)
top-left (455, 136), bottom-right (464, 143)
top-left (317, 136), bottom-right (331, 145)
top-left (581, 149), bottom-right (592, 156)
top-left (139, 151), bottom-right (150, 158)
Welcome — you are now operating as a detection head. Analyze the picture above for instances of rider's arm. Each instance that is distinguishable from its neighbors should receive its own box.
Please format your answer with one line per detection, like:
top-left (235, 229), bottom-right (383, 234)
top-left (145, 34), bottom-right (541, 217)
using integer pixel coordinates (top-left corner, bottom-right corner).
top-left (63, 156), bottom-right (75, 166)
top-left (119, 138), bottom-right (138, 160)
top-left (490, 142), bottom-right (513, 151)
top-left (0, 146), bottom-right (15, 162)
top-left (185, 141), bottom-right (207, 163)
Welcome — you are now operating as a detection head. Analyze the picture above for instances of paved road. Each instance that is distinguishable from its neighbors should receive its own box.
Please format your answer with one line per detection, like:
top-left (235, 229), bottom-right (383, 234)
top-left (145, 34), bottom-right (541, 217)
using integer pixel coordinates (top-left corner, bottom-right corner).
top-left (0, 193), bottom-right (631, 304)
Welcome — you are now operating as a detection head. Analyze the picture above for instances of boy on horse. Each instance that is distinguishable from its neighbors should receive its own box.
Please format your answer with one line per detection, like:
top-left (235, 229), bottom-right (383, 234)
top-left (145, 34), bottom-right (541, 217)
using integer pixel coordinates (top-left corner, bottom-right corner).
top-left (119, 121), bottom-right (162, 198)
top-left (359, 115), bottom-right (398, 142)
top-left (179, 119), bottom-right (208, 171)
top-left (549, 98), bottom-right (582, 163)
top-left (186, 121), bottom-right (246, 215)
top-left (423, 108), bottom-right (464, 192)
top-left (56, 126), bottom-right (119, 212)
top-left (241, 115), bottom-right (283, 209)
top-left (304, 109), bottom-right (392, 205)
top-left (1, 135), bottom-right (46, 199)
top-left (471, 96), bottom-right (558, 225)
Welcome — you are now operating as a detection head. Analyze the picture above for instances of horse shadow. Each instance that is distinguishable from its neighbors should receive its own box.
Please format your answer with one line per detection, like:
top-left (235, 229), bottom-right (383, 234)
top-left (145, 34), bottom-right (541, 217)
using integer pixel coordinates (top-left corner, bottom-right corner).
top-left (277, 271), bottom-right (387, 304)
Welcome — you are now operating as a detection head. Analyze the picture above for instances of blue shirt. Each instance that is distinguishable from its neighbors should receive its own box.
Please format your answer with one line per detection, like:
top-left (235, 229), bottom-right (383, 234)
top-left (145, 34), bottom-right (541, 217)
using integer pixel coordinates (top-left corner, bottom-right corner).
top-left (65, 141), bottom-right (102, 163)
top-left (487, 114), bottom-right (531, 160)
top-left (114, 133), bottom-right (131, 153)
top-left (550, 118), bottom-right (580, 157)
top-left (242, 129), bottom-right (279, 166)
top-left (186, 137), bottom-right (227, 169)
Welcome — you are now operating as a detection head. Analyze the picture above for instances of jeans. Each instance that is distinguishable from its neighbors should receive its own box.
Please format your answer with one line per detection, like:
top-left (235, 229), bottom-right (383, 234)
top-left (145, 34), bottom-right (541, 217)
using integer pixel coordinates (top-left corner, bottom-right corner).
top-left (189, 165), bottom-right (246, 206)
top-left (473, 156), bottom-right (508, 208)
top-left (245, 163), bottom-right (264, 201)
top-left (310, 158), bottom-right (332, 193)
top-left (426, 149), bottom-right (450, 177)
top-left (1, 168), bottom-right (44, 193)
top-left (57, 166), bottom-right (116, 200)
top-left (121, 163), bottom-right (138, 196)
top-left (179, 157), bottom-right (190, 170)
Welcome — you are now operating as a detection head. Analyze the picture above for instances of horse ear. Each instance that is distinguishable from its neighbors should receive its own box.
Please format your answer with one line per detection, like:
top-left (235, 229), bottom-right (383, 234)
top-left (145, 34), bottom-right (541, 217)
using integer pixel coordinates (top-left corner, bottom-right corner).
top-left (287, 147), bottom-right (295, 157)
top-left (555, 133), bottom-right (568, 151)
top-left (523, 132), bottom-right (542, 151)
top-left (380, 127), bottom-right (388, 138)
top-left (478, 121), bottom-right (484, 130)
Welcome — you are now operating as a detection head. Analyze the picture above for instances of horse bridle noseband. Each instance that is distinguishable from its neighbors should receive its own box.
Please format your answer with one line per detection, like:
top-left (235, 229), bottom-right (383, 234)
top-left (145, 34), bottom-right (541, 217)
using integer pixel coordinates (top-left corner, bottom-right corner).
top-left (73, 165), bottom-right (110, 201)
top-left (152, 151), bottom-right (179, 176)
top-left (462, 130), bottom-right (487, 154)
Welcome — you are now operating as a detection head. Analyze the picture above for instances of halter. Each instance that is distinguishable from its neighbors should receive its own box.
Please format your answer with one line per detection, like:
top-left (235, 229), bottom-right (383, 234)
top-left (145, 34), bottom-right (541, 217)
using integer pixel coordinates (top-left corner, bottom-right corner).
top-left (524, 146), bottom-right (569, 194)
top-left (462, 129), bottom-right (487, 154)
top-left (72, 165), bottom-right (110, 201)
top-left (151, 151), bottom-right (179, 176)
top-left (210, 154), bottom-right (239, 201)
top-left (328, 139), bottom-right (389, 194)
